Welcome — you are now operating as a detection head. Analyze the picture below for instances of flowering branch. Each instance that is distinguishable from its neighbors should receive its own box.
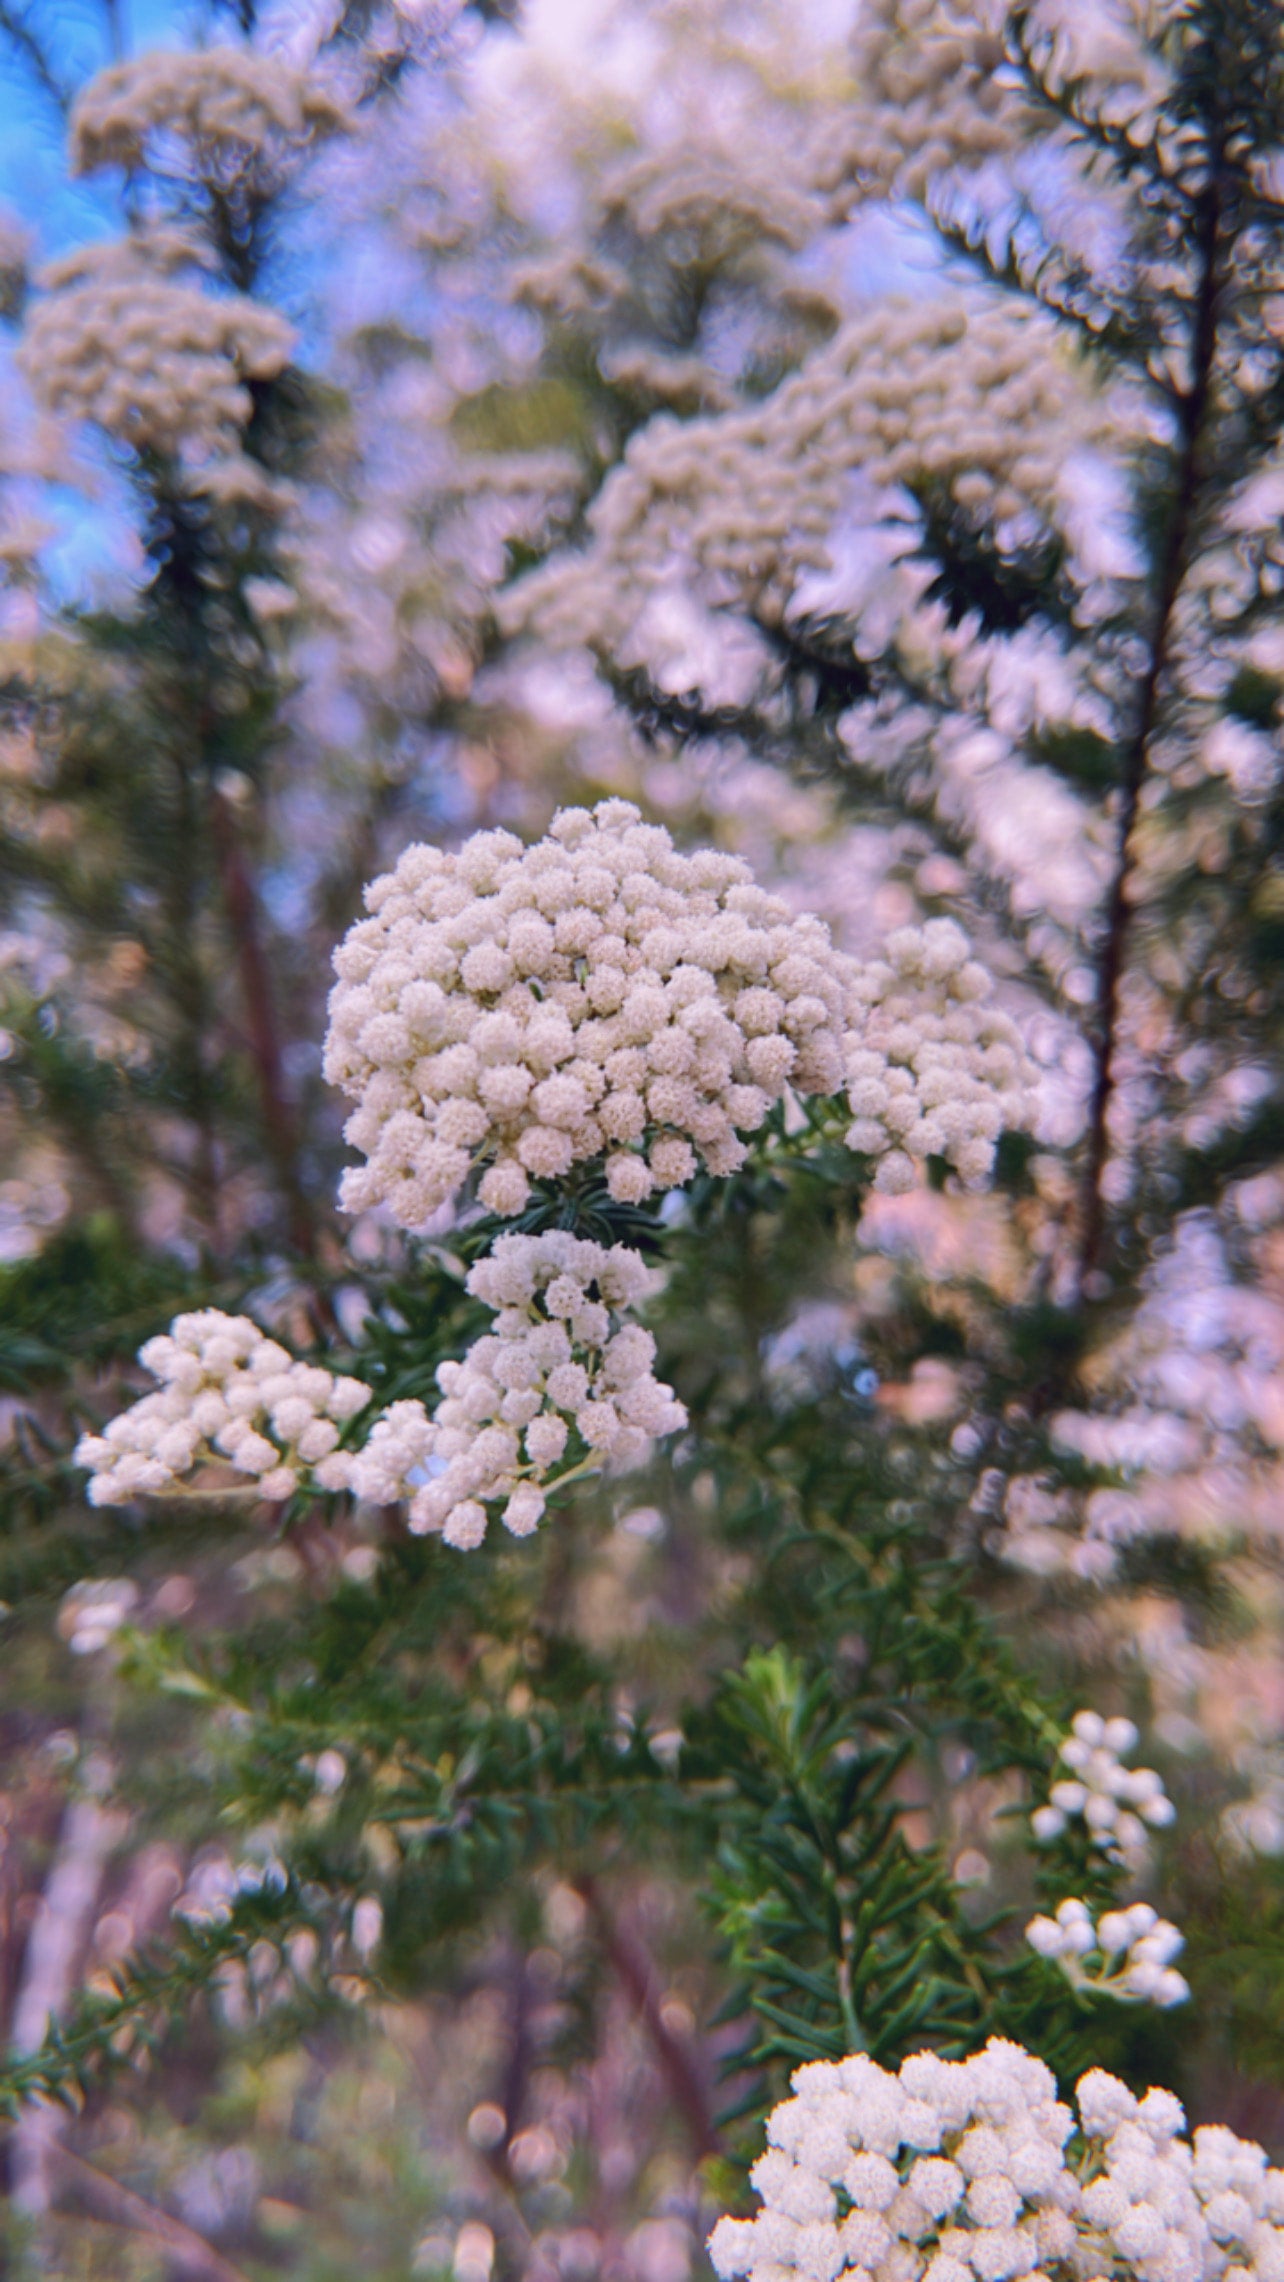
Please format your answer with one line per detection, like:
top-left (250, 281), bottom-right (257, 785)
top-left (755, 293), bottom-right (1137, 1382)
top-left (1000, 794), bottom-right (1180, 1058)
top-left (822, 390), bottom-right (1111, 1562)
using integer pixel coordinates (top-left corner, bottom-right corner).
top-left (1075, 71), bottom-right (1228, 1297)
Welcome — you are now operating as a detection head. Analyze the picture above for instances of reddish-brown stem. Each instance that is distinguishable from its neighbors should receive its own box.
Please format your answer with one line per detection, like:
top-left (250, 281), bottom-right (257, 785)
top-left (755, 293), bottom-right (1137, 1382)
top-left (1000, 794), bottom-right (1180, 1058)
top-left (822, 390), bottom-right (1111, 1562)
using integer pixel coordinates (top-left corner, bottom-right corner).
top-left (37, 2143), bottom-right (256, 2282)
top-left (207, 786), bottom-right (313, 1258)
top-left (1075, 159), bottom-right (1226, 1299)
top-left (578, 1876), bottom-right (721, 2160)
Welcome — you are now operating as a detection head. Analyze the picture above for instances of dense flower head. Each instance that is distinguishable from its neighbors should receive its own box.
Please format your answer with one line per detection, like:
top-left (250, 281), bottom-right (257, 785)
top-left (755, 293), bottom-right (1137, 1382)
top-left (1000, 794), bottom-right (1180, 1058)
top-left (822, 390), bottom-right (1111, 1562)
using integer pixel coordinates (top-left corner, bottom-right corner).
top-left (503, 297), bottom-right (1129, 707)
top-left (844, 920), bottom-right (1034, 1194)
top-left (74, 1309), bottom-right (370, 1507)
top-left (816, 0), bottom-right (1178, 219)
top-left (19, 235), bottom-right (294, 459)
top-left (709, 2039), bottom-right (1284, 2282)
top-left (1025, 1897), bottom-right (1189, 2007)
top-left (1031, 1709), bottom-right (1176, 1856)
top-left (70, 48), bottom-right (349, 177)
top-left (347, 1231), bottom-right (685, 1548)
top-left (325, 803), bottom-right (1035, 1231)
top-left (325, 799), bottom-right (861, 1228)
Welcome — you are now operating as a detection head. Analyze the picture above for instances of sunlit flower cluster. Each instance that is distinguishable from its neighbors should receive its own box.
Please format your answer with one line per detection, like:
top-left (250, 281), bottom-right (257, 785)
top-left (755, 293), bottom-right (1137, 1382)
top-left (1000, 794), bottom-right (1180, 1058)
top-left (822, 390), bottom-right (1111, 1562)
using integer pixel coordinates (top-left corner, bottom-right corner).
top-left (1031, 1710), bottom-right (1175, 1855)
top-left (70, 47), bottom-right (348, 177)
top-left (504, 297), bottom-right (1125, 708)
top-left (1025, 1898), bottom-right (1189, 2008)
top-left (347, 1232), bottom-right (685, 1549)
top-left (817, 0), bottom-right (1174, 217)
top-left (844, 920), bottom-right (1034, 1193)
top-left (709, 2038), bottom-right (1284, 2282)
top-left (75, 1310), bottom-right (369, 1506)
top-left (325, 800), bottom-right (860, 1227)
top-left (20, 236), bottom-right (294, 459)
top-left (812, 0), bottom-right (1013, 213)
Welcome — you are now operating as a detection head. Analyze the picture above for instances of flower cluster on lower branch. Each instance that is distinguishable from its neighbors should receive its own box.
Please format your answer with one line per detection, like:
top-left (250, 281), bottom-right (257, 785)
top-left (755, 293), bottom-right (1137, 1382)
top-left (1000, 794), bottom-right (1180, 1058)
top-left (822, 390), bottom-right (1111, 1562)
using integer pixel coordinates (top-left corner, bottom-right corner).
top-left (74, 1236), bottom-right (686, 1551)
top-left (75, 1310), bottom-right (370, 1506)
top-left (1030, 1711), bottom-right (1175, 1858)
top-left (343, 1231), bottom-right (685, 1547)
top-left (709, 2040), bottom-right (1284, 2282)
top-left (1024, 1899), bottom-right (1189, 2009)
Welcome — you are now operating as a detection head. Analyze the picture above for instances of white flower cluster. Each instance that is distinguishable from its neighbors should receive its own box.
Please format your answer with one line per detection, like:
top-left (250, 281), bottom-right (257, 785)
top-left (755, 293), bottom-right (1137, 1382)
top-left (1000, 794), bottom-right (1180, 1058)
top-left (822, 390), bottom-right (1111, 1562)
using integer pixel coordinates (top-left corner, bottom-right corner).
top-left (75, 1310), bottom-right (369, 1507)
top-left (20, 236), bottom-right (294, 459)
top-left (816, 0), bottom-right (1174, 219)
top-left (346, 1232), bottom-right (685, 1549)
top-left (503, 298), bottom-right (1122, 704)
top-left (1025, 1898), bottom-right (1189, 2008)
top-left (70, 47), bottom-right (348, 176)
top-left (56, 1577), bottom-right (141, 1655)
top-left (709, 2037), bottom-right (1284, 2282)
top-left (326, 805), bottom-right (1035, 1231)
top-left (1031, 1711), bottom-right (1175, 1855)
top-left (325, 800), bottom-right (857, 1228)
top-left (844, 920), bottom-right (1032, 1194)
top-left (813, 0), bottom-right (1014, 214)
top-left (600, 143), bottom-right (826, 260)
top-left (1047, 1210), bottom-right (1284, 1565)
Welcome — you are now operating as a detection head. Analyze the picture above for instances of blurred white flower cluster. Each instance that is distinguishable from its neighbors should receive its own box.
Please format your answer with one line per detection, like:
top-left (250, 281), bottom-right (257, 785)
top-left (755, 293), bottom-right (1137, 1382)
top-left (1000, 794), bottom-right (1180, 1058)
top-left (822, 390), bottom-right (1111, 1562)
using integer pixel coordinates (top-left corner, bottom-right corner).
top-left (75, 1309), bottom-right (369, 1506)
top-left (346, 1232), bottom-right (685, 1549)
top-left (69, 47), bottom-right (347, 176)
top-left (709, 2037), bottom-right (1284, 2282)
top-left (504, 297), bottom-right (1128, 706)
top-left (325, 804), bottom-right (1035, 1231)
top-left (1031, 1710), bottom-right (1175, 1855)
top-left (1024, 1898), bottom-right (1189, 2008)
top-left (845, 920), bottom-right (1032, 1193)
top-left (19, 235), bottom-right (294, 464)
top-left (56, 1576), bottom-right (141, 1655)
top-left (819, 0), bottom-right (1175, 222)
top-left (1049, 1209), bottom-right (1284, 1561)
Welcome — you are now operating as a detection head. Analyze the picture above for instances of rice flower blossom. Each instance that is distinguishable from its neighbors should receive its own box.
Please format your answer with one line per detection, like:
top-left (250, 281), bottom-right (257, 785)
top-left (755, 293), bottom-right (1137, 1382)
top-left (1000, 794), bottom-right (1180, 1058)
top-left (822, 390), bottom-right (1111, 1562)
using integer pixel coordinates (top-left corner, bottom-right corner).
top-left (815, 0), bottom-right (1175, 218)
top-left (502, 297), bottom-right (1131, 698)
top-left (843, 919), bottom-right (1031, 1194)
top-left (346, 1231), bottom-right (686, 1549)
top-left (75, 1309), bottom-right (369, 1506)
top-left (709, 2038), bottom-right (1284, 2282)
top-left (1031, 1710), bottom-right (1175, 1855)
top-left (1024, 1898), bottom-right (1190, 2008)
top-left (323, 801), bottom-right (1035, 1231)
top-left (70, 47), bottom-right (348, 177)
top-left (19, 235), bottom-right (294, 459)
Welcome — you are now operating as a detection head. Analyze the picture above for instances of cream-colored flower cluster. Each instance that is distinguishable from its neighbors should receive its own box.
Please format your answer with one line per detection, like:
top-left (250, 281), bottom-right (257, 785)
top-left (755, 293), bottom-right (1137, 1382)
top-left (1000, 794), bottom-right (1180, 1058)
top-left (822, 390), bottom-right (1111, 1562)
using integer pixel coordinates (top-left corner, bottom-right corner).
top-left (326, 806), bottom-right (1036, 1232)
top-left (600, 144), bottom-right (826, 259)
top-left (70, 48), bottom-right (348, 177)
top-left (346, 1231), bottom-right (685, 1549)
top-left (324, 800), bottom-right (858, 1229)
top-left (1030, 1710), bottom-right (1175, 1854)
top-left (20, 236), bottom-right (294, 459)
top-left (503, 297), bottom-right (1122, 698)
top-left (815, 0), bottom-right (1176, 217)
top-left (709, 2038), bottom-right (1284, 2282)
top-left (813, 0), bottom-right (1016, 213)
top-left (845, 920), bottom-right (1034, 1194)
top-left (75, 1310), bottom-right (369, 1507)
top-left (1025, 1898), bottom-right (1189, 2008)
